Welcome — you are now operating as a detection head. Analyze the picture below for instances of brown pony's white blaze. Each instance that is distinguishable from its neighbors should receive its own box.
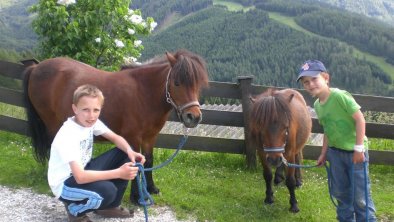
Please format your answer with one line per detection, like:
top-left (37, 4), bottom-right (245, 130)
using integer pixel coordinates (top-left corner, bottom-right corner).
top-left (23, 49), bottom-right (209, 205)
top-left (250, 88), bottom-right (311, 213)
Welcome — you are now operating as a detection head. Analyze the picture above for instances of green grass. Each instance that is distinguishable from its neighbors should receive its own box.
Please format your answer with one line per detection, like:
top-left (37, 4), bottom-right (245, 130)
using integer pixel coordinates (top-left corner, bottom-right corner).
top-left (0, 102), bottom-right (26, 119)
top-left (1, 130), bottom-right (393, 222)
top-left (213, 0), bottom-right (254, 12)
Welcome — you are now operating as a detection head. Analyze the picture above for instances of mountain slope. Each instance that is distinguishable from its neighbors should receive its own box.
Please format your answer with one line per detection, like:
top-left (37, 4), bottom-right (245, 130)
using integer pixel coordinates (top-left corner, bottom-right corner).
top-left (140, 5), bottom-right (393, 96)
top-left (0, 0), bottom-right (393, 96)
top-left (317, 0), bottom-right (394, 26)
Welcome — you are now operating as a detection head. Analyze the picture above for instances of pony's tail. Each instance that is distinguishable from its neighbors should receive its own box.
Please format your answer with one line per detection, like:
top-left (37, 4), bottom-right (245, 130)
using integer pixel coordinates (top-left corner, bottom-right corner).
top-left (23, 65), bottom-right (52, 164)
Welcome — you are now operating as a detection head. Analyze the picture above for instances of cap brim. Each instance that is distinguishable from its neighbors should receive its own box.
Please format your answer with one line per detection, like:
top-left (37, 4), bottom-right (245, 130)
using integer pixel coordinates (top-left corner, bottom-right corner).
top-left (296, 70), bottom-right (321, 82)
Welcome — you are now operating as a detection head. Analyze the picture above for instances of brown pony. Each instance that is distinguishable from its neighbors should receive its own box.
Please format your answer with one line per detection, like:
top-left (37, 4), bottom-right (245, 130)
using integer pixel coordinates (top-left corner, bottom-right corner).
top-left (250, 88), bottom-right (311, 213)
top-left (23, 49), bottom-right (209, 204)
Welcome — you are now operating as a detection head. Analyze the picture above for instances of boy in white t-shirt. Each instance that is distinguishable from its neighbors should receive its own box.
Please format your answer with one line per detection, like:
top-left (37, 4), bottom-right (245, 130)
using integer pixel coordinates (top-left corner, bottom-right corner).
top-left (48, 84), bottom-right (145, 222)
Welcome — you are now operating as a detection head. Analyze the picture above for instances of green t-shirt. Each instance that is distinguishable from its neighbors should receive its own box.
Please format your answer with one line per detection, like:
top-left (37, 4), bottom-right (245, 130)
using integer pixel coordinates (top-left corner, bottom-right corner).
top-left (314, 88), bottom-right (368, 151)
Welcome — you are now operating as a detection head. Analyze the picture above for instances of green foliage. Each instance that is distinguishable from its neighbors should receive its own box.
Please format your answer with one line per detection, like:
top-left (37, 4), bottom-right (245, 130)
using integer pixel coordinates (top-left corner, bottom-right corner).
top-left (29, 0), bottom-right (157, 70)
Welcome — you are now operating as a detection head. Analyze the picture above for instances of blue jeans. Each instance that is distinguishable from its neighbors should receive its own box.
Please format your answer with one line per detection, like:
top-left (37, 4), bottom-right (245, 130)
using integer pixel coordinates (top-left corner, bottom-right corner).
top-left (59, 148), bottom-right (130, 216)
top-left (327, 147), bottom-right (377, 222)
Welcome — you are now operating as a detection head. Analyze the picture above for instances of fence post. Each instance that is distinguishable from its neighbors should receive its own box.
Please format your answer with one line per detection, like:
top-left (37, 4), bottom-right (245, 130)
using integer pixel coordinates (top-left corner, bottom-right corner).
top-left (237, 76), bottom-right (256, 169)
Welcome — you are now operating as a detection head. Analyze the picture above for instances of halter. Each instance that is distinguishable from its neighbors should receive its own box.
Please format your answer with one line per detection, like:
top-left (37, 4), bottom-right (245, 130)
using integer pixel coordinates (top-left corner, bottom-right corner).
top-left (262, 129), bottom-right (288, 153)
top-left (165, 68), bottom-right (201, 121)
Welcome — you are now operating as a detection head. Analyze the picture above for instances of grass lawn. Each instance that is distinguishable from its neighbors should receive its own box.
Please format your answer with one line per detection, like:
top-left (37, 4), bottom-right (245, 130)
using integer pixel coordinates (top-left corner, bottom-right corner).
top-left (0, 130), bottom-right (393, 222)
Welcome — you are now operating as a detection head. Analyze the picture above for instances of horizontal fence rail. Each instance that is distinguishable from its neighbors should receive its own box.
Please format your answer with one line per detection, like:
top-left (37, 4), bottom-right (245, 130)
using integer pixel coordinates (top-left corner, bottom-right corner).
top-left (1, 60), bottom-right (393, 166)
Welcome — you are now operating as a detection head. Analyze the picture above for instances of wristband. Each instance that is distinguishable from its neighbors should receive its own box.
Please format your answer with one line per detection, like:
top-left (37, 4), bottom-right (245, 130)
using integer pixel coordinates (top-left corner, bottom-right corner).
top-left (353, 144), bottom-right (365, 153)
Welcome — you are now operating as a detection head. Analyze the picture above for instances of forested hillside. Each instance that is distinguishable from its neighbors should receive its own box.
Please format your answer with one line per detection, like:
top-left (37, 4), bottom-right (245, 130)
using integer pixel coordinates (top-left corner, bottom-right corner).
top-left (137, 3), bottom-right (393, 96)
top-left (256, 1), bottom-right (394, 65)
top-left (1, 0), bottom-right (393, 97)
top-left (0, 0), bottom-right (36, 53)
top-left (318, 0), bottom-right (394, 26)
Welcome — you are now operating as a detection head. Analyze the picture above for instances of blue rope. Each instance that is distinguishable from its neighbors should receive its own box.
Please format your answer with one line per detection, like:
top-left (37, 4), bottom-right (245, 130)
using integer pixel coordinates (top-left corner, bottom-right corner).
top-left (134, 162), bottom-right (154, 222)
top-left (133, 135), bottom-right (188, 222)
top-left (285, 161), bottom-right (318, 168)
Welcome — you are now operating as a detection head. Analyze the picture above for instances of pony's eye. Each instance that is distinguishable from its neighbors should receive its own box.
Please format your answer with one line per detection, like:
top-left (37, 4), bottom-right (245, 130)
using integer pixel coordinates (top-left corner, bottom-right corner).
top-left (174, 81), bottom-right (180, 86)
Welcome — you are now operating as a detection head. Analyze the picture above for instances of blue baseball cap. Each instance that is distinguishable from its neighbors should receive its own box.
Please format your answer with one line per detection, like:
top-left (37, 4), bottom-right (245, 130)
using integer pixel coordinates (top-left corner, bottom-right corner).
top-left (296, 60), bottom-right (327, 82)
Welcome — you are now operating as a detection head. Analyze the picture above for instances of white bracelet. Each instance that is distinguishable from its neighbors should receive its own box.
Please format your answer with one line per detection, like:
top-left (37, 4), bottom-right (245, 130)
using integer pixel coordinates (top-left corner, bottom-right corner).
top-left (353, 144), bottom-right (365, 153)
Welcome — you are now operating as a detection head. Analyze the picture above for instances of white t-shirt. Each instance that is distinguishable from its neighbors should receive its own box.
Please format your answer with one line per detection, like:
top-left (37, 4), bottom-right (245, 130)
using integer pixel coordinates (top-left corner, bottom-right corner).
top-left (47, 117), bottom-right (110, 198)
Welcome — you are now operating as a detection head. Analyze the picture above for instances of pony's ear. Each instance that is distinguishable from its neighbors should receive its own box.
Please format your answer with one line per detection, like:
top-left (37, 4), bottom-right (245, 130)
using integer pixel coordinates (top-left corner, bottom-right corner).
top-left (289, 93), bottom-right (295, 102)
top-left (166, 52), bottom-right (177, 67)
top-left (250, 96), bottom-right (256, 103)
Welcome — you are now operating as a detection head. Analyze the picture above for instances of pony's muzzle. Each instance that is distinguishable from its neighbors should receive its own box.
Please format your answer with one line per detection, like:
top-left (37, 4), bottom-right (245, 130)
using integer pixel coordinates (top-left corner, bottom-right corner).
top-left (266, 155), bottom-right (284, 168)
top-left (181, 111), bottom-right (202, 128)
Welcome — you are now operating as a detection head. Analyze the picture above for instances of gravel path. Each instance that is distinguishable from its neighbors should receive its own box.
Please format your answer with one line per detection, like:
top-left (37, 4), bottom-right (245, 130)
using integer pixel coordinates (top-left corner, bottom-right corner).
top-left (0, 185), bottom-right (193, 222)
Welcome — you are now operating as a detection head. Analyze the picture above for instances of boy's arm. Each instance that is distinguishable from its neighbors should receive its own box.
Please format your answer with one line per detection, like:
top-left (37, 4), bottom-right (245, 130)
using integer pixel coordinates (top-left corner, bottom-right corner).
top-left (352, 110), bottom-right (366, 163)
top-left (69, 160), bottom-right (137, 184)
top-left (102, 131), bottom-right (146, 164)
top-left (317, 135), bottom-right (328, 166)
top-left (353, 110), bottom-right (366, 147)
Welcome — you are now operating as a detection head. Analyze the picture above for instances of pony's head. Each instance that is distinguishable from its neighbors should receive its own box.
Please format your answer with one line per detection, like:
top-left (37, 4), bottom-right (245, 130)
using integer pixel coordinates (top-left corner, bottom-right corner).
top-left (165, 50), bottom-right (209, 128)
top-left (250, 89), bottom-right (294, 167)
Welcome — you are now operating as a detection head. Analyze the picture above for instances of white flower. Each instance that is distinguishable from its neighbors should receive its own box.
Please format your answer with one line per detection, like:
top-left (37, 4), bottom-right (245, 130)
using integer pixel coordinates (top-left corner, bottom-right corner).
top-left (129, 14), bottom-right (143, 24)
top-left (124, 56), bottom-right (137, 64)
top-left (134, 40), bottom-right (142, 47)
top-left (95, 37), bottom-right (101, 43)
top-left (127, 28), bottom-right (135, 35)
top-left (150, 22), bottom-right (157, 31)
top-left (57, 0), bottom-right (76, 6)
top-left (128, 9), bottom-right (134, 15)
top-left (114, 39), bottom-right (125, 48)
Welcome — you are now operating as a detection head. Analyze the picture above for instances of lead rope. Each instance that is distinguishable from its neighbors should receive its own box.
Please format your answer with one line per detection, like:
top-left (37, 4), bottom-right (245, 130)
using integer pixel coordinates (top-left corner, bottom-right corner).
top-left (134, 128), bottom-right (190, 222)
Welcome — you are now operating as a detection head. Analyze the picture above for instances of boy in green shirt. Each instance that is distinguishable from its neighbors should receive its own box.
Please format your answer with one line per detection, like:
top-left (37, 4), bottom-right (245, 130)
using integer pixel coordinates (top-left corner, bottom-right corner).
top-left (297, 60), bottom-right (376, 222)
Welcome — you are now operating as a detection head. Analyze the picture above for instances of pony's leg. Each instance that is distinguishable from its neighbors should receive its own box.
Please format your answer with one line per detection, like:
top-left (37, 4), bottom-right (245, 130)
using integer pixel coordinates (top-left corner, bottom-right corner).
top-left (295, 153), bottom-right (303, 187)
top-left (130, 179), bottom-right (139, 205)
top-left (285, 163), bottom-right (299, 213)
top-left (262, 162), bottom-right (274, 205)
top-left (143, 151), bottom-right (160, 194)
top-left (274, 164), bottom-right (285, 185)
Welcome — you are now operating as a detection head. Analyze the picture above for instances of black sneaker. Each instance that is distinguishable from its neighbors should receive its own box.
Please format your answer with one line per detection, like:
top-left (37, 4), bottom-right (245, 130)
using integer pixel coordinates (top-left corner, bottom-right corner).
top-left (63, 202), bottom-right (93, 222)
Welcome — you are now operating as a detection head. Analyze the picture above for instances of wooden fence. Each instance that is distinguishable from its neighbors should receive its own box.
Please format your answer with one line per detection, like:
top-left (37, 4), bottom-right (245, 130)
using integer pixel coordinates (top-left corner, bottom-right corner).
top-left (1, 59), bottom-right (394, 167)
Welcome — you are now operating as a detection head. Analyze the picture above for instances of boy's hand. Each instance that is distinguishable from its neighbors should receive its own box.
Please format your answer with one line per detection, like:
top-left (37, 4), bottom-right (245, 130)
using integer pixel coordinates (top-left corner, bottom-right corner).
top-left (119, 162), bottom-right (139, 180)
top-left (316, 153), bottom-right (326, 167)
top-left (353, 151), bottom-right (365, 163)
top-left (127, 149), bottom-right (146, 165)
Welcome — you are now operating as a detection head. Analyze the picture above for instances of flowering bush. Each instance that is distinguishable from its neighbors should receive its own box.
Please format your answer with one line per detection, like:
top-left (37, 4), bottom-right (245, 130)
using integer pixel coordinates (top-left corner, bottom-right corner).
top-left (30, 0), bottom-right (157, 70)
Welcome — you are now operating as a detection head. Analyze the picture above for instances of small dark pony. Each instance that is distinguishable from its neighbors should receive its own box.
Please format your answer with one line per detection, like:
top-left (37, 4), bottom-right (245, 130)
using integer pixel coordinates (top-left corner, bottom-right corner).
top-left (250, 88), bottom-right (311, 213)
top-left (23, 49), bottom-right (209, 204)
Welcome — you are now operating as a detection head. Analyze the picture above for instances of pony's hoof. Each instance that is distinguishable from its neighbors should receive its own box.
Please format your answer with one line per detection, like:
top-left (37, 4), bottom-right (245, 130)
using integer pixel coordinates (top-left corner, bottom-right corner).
top-left (274, 175), bottom-right (285, 185)
top-left (296, 179), bottom-right (303, 188)
top-left (148, 186), bottom-right (160, 195)
top-left (264, 197), bottom-right (274, 205)
top-left (129, 196), bottom-right (140, 206)
top-left (289, 205), bottom-right (300, 213)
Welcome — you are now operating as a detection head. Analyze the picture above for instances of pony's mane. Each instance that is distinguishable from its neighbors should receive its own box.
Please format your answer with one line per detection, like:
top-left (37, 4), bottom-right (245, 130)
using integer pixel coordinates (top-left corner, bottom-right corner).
top-left (170, 49), bottom-right (209, 91)
top-left (250, 89), bottom-right (292, 144)
top-left (121, 50), bottom-right (209, 90)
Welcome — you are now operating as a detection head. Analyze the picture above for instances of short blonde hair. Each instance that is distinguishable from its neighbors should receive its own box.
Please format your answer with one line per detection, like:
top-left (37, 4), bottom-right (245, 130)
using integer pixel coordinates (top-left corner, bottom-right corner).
top-left (73, 84), bottom-right (104, 106)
